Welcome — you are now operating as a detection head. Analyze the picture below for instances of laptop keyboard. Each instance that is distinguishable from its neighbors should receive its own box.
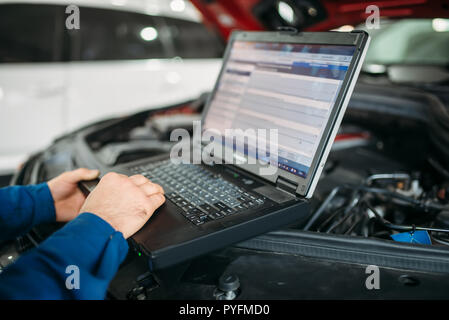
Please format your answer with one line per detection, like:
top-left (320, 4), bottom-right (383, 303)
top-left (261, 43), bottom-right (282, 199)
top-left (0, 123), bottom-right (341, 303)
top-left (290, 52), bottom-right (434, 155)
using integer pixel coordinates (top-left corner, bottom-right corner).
top-left (128, 160), bottom-right (265, 226)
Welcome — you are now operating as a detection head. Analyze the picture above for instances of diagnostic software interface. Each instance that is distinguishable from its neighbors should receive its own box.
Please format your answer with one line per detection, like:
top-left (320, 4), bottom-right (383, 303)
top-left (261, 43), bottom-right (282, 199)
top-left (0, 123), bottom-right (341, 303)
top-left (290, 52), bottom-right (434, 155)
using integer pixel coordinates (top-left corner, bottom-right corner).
top-left (203, 40), bottom-right (355, 178)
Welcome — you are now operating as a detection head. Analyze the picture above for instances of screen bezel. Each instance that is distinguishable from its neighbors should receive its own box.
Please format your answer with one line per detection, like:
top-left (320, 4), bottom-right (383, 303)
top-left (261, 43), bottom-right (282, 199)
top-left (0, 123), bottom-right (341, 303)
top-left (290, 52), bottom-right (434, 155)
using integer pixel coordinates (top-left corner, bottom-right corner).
top-left (201, 30), bottom-right (370, 197)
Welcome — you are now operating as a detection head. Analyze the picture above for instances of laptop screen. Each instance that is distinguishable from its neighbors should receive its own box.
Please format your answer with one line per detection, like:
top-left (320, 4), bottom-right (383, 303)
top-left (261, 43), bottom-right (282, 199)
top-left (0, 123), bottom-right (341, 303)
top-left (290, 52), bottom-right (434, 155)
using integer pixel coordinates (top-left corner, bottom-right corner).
top-left (203, 40), bottom-right (356, 178)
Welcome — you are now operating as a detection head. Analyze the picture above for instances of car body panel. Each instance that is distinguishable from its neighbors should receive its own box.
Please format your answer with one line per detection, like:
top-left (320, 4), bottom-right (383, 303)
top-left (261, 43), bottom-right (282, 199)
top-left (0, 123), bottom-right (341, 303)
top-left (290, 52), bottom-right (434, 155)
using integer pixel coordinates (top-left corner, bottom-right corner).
top-left (191, 0), bottom-right (449, 38)
top-left (0, 1), bottom-right (222, 174)
top-left (0, 63), bottom-right (67, 174)
top-left (0, 0), bottom-right (203, 21)
top-left (65, 59), bottom-right (221, 130)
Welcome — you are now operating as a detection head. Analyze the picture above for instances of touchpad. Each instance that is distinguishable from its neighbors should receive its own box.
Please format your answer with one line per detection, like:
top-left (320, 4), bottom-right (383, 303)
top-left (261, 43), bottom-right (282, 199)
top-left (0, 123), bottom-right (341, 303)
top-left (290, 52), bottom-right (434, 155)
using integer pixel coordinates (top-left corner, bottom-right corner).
top-left (134, 199), bottom-right (197, 249)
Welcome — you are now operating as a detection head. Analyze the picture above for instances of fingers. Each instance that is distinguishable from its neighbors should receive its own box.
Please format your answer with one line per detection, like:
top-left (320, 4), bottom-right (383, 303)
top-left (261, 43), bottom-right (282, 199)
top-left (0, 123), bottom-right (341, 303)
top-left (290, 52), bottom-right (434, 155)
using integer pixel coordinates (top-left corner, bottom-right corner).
top-left (129, 174), bottom-right (164, 195)
top-left (129, 174), bottom-right (149, 186)
top-left (140, 182), bottom-right (164, 196)
top-left (144, 193), bottom-right (166, 215)
top-left (65, 168), bottom-right (100, 183)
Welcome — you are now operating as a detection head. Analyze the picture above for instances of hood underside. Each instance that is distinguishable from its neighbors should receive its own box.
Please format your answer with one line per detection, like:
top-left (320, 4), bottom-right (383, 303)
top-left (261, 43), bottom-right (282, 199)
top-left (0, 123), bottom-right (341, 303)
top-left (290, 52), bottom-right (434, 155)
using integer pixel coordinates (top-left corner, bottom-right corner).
top-left (191, 0), bottom-right (449, 38)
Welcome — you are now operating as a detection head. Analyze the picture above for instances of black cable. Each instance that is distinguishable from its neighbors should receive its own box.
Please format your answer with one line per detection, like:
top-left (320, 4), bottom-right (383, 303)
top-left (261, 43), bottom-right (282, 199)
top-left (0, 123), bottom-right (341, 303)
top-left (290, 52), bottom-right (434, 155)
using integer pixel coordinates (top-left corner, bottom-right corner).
top-left (358, 186), bottom-right (446, 211)
top-left (303, 185), bottom-right (344, 231)
top-left (344, 209), bottom-right (365, 235)
top-left (428, 157), bottom-right (449, 180)
top-left (364, 201), bottom-right (449, 234)
top-left (325, 205), bottom-right (358, 233)
top-left (316, 206), bottom-right (346, 232)
top-left (325, 190), bottom-right (361, 233)
top-left (432, 236), bottom-right (449, 246)
top-left (304, 182), bottom-right (446, 232)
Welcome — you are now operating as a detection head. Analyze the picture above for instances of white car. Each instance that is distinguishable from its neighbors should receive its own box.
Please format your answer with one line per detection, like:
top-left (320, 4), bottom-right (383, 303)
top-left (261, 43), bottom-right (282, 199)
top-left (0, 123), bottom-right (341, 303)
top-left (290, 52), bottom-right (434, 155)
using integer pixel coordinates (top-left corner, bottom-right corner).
top-left (0, 0), bottom-right (223, 175)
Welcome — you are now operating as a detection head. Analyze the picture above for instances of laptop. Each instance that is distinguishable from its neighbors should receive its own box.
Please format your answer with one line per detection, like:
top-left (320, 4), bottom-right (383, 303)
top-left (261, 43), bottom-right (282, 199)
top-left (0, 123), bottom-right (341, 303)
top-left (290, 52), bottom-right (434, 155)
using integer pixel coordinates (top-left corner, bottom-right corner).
top-left (112, 30), bottom-right (370, 269)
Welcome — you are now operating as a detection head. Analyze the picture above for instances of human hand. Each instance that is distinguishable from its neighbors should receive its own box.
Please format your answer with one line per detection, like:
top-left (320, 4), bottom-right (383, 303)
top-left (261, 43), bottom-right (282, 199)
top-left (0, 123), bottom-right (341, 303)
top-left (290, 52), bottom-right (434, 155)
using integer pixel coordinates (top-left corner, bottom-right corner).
top-left (47, 168), bottom-right (100, 222)
top-left (79, 173), bottom-right (165, 239)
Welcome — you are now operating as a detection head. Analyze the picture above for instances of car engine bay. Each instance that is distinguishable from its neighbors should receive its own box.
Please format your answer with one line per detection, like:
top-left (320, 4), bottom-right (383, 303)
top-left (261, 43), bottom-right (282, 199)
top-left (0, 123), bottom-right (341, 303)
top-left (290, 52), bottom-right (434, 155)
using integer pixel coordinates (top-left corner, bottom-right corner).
top-left (2, 81), bottom-right (449, 299)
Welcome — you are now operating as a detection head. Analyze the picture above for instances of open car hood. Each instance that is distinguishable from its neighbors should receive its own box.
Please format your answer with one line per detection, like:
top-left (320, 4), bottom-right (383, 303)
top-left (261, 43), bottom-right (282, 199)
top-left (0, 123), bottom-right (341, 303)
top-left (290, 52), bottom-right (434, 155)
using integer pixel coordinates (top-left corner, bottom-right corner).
top-left (191, 0), bottom-right (449, 38)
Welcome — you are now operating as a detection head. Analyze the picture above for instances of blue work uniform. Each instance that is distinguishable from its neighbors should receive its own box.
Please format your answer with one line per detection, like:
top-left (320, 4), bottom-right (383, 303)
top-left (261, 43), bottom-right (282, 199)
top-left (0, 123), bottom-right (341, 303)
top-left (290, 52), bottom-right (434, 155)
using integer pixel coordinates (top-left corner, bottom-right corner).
top-left (0, 183), bottom-right (128, 299)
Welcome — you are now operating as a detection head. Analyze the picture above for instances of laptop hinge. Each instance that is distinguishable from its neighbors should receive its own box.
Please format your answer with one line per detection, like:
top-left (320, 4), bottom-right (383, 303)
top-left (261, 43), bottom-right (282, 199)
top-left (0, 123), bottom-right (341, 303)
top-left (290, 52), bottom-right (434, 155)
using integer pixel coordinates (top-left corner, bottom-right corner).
top-left (275, 176), bottom-right (298, 195)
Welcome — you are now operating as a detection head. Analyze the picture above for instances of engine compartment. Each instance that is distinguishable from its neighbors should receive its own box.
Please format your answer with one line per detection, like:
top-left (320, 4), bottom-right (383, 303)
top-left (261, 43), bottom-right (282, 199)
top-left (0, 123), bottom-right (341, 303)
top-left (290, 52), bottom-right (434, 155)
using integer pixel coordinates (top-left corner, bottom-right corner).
top-left (71, 82), bottom-right (449, 248)
top-left (4, 82), bottom-right (449, 299)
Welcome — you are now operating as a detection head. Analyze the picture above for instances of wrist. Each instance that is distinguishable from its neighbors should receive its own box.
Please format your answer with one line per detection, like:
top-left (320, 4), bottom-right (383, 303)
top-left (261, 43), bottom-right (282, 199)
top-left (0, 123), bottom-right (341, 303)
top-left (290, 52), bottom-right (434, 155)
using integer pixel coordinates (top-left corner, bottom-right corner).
top-left (83, 210), bottom-right (122, 235)
top-left (48, 212), bottom-right (129, 265)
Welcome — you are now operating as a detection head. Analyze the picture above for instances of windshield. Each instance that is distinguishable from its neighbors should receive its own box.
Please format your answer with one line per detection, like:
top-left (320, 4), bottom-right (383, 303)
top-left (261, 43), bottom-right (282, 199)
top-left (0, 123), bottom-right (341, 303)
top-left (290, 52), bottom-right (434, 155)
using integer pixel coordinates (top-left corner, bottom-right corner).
top-left (359, 19), bottom-right (449, 66)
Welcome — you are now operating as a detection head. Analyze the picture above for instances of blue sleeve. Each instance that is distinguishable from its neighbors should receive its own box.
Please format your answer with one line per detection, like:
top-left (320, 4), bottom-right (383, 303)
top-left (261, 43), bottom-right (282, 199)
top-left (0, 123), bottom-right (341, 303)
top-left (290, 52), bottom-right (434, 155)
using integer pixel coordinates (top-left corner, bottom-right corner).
top-left (0, 183), bottom-right (56, 242)
top-left (0, 213), bottom-right (129, 300)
